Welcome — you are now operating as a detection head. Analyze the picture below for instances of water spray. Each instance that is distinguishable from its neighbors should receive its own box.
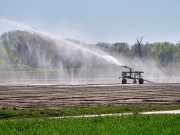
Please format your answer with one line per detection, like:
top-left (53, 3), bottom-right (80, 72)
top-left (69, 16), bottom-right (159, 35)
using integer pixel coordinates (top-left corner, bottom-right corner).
top-left (0, 19), bottom-right (158, 85)
top-left (0, 19), bottom-right (123, 67)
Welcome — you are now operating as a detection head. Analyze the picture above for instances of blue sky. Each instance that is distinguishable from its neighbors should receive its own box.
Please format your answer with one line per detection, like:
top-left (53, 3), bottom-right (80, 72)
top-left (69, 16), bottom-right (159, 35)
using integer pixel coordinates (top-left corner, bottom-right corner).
top-left (0, 0), bottom-right (180, 44)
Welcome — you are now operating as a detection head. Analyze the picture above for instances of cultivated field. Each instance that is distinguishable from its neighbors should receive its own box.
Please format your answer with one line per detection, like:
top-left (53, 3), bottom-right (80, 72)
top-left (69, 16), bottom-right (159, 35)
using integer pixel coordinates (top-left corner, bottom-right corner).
top-left (0, 83), bottom-right (180, 109)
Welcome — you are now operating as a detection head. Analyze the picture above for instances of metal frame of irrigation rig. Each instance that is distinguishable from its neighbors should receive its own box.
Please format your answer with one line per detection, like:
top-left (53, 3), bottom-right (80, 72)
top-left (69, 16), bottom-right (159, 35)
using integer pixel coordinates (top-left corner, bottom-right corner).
top-left (119, 66), bottom-right (144, 84)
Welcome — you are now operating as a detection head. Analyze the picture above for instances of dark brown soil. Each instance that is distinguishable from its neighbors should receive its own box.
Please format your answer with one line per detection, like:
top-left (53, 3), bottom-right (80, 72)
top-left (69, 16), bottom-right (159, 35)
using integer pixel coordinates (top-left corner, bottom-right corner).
top-left (0, 83), bottom-right (180, 109)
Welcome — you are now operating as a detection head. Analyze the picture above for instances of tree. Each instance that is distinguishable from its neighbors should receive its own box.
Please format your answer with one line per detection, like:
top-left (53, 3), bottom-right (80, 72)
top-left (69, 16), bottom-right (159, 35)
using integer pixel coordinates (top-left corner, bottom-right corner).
top-left (136, 36), bottom-right (144, 57)
top-left (131, 37), bottom-right (153, 59)
top-left (95, 42), bottom-right (111, 52)
top-left (174, 41), bottom-right (180, 62)
top-left (150, 42), bottom-right (175, 67)
top-left (142, 42), bottom-right (154, 59)
top-left (111, 42), bottom-right (131, 56)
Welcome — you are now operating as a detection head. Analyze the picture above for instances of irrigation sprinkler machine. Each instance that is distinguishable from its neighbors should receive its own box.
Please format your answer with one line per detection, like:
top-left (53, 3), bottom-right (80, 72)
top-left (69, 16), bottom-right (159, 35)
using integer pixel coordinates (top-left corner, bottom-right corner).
top-left (119, 65), bottom-right (145, 84)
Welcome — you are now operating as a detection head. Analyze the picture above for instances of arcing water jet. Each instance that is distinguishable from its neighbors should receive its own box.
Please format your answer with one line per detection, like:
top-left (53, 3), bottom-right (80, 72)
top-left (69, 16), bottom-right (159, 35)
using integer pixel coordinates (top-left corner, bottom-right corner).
top-left (0, 19), bottom-right (123, 67)
top-left (0, 19), bottom-right (177, 84)
top-left (0, 19), bottom-right (124, 85)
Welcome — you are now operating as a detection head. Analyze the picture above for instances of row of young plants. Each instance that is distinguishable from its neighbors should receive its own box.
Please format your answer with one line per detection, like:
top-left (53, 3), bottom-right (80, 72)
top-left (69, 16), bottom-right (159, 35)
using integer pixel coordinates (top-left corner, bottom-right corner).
top-left (1, 105), bottom-right (180, 119)
top-left (1, 113), bottom-right (180, 135)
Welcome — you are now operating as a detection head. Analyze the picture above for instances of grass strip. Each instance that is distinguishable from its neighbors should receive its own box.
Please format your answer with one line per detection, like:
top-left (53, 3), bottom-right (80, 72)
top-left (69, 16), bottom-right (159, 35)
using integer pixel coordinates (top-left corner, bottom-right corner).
top-left (0, 114), bottom-right (180, 135)
top-left (1, 104), bottom-right (180, 119)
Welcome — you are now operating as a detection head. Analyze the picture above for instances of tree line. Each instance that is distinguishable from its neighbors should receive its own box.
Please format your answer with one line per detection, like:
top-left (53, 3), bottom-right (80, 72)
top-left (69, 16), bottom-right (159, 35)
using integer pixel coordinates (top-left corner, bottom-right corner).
top-left (94, 38), bottom-right (180, 67)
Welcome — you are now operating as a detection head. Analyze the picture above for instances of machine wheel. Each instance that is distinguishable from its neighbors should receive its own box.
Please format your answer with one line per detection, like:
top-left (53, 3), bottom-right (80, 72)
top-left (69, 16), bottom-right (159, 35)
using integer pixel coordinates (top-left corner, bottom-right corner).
top-left (122, 79), bottom-right (127, 84)
top-left (133, 80), bottom-right (137, 84)
top-left (139, 78), bottom-right (144, 84)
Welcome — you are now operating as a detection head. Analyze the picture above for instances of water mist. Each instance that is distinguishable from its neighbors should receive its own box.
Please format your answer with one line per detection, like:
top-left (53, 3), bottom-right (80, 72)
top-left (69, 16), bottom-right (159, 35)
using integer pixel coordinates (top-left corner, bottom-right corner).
top-left (0, 19), bottom-right (125, 85)
top-left (0, 19), bottom-right (177, 85)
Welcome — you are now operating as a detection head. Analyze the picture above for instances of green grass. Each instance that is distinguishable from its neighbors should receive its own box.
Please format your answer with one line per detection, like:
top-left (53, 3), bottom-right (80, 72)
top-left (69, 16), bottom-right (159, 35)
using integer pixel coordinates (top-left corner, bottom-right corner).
top-left (1, 105), bottom-right (180, 134)
top-left (1, 105), bottom-right (180, 119)
top-left (1, 114), bottom-right (180, 135)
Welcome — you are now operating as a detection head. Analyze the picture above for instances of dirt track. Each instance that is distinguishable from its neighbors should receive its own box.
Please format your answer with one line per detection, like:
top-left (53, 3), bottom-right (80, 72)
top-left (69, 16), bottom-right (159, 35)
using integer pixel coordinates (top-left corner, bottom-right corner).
top-left (0, 83), bottom-right (180, 109)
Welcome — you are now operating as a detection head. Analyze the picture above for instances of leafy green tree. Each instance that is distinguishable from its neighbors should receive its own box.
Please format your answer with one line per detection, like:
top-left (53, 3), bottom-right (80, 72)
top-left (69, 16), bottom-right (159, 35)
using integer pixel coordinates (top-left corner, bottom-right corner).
top-left (95, 42), bottom-right (111, 52)
top-left (174, 41), bottom-right (180, 62)
top-left (150, 42), bottom-right (175, 67)
top-left (111, 42), bottom-right (131, 56)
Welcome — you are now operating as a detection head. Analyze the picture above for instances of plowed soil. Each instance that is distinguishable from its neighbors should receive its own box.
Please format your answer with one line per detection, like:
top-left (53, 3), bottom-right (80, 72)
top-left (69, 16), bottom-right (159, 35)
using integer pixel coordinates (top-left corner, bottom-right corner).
top-left (0, 83), bottom-right (180, 109)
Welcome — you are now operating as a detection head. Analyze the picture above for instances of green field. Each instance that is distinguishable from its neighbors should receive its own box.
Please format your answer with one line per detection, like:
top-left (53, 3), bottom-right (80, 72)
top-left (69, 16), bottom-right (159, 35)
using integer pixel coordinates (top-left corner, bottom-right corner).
top-left (1, 114), bottom-right (180, 135)
top-left (1, 105), bottom-right (180, 119)
top-left (1, 105), bottom-right (180, 134)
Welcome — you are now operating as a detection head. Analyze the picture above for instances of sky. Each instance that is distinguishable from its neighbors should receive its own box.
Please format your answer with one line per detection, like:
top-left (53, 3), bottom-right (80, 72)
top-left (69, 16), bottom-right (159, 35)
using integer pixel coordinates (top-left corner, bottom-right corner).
top-left (0, 0), bottom-right (180, 45)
